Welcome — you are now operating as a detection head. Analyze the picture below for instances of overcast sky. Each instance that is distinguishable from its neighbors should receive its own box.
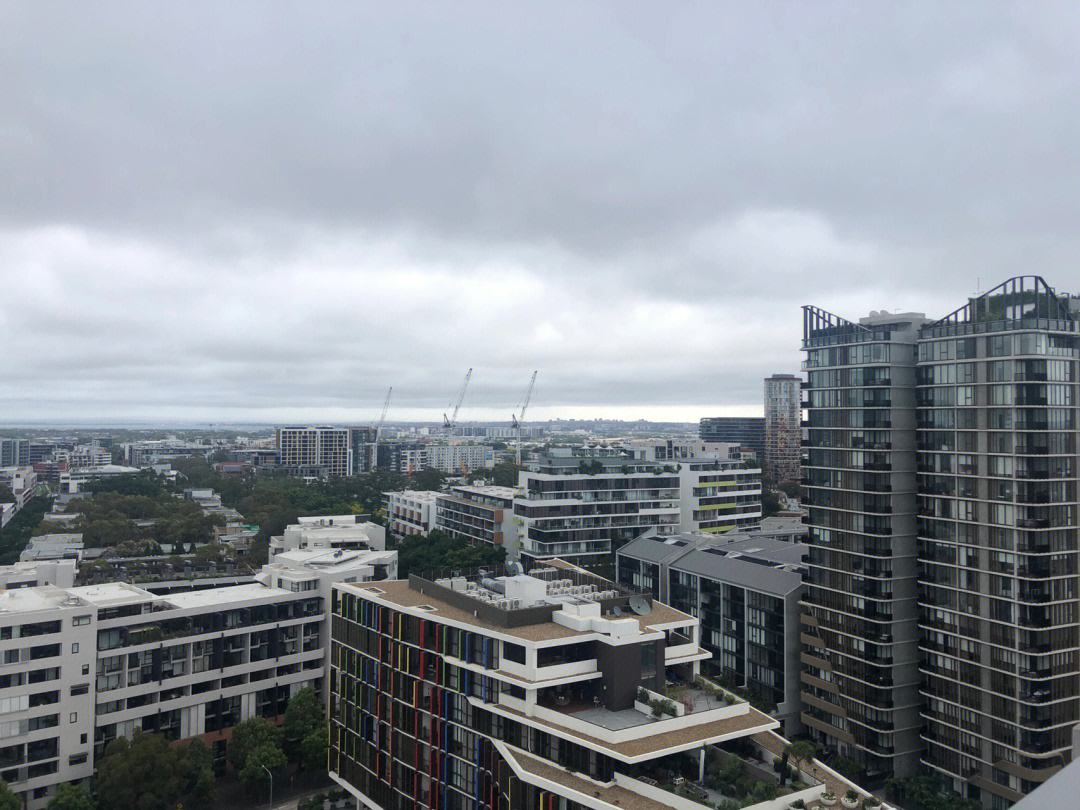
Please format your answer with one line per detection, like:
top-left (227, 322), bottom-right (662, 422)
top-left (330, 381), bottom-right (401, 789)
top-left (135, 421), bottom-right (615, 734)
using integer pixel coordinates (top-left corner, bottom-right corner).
top-left (4, 3), bottom-right (1080, 424)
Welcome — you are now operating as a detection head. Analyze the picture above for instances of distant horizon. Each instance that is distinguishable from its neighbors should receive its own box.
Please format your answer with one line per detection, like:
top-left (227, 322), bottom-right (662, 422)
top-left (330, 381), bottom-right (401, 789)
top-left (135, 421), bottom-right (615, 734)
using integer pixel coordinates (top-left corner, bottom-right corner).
top-left (0, 412), bottom-right (765, 432)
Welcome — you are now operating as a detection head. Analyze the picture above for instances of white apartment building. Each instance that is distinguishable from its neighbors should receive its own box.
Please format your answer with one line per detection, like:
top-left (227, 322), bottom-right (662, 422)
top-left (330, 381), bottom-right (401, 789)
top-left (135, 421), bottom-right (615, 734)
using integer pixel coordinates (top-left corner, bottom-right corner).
top-left (424, 443), bottom-right (495, 474)
top-left (677, 458), bottom-right (763, 534)
top-left (0, 547), bottom-right (394, 809)
top-left (383, 491), bottom-right (440, 537)
top-left (58, 465), bottom-right (140, 494)
top-left (20, 536), bottom-right (84, 564)
top-left (434, 484), bottom-right (519, 554)
top-left (269, 515), bottom-right (387, 557)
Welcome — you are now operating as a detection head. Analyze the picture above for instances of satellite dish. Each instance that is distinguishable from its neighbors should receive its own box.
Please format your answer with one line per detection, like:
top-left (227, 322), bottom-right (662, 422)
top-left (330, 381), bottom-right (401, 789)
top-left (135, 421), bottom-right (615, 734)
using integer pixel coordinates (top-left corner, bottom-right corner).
top-left (506, 561), bottom-right (524, 577)
top-left (628, 596), bottom-right (652, 616)
top-left (612, 606), bottom-right (623, 617)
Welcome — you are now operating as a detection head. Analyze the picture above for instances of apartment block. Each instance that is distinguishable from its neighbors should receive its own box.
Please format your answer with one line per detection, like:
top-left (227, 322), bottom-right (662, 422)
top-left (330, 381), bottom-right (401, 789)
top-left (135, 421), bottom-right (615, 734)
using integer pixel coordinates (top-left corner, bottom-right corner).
top-left (800, 305), bottom-right (925, 780)
top-left (618, 529), bottom-right (807, 734)
top-left (0, 547), bottom-right (393, 809)
top-left (916, 278), bottom-right (1080, 806)
top-left (764, 373), bottom-right (802, 484)
top-left (801, 276), bottom-right (1080, 806)
top-left (514, 448), bottom-right (680, 568)
top-left (384, 491), bottom-right (440, 537)
top-left (0, 439), bottom-right (30, 467)
top-left (434, 485), bottom-right (518, 554)
top-left (424, 443), bottom-right (496, 475)
top-left (276, 426), bottom-right (375, 478)
top-left (699, 417), bottom-right (765, 460)
top-left (328, 559), bottom-right (778, 810)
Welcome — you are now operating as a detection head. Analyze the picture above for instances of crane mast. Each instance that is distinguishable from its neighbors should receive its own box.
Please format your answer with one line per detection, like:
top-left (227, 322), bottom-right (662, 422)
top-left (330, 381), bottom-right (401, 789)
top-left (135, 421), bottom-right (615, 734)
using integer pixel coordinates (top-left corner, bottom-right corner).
top-left (513, 370), bottom-right (538, 466)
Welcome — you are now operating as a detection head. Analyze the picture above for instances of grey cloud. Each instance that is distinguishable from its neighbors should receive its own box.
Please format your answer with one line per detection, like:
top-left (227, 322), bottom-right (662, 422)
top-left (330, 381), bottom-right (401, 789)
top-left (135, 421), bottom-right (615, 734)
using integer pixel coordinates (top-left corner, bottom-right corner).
top-left (2, 3), bottom-right (1080, 421)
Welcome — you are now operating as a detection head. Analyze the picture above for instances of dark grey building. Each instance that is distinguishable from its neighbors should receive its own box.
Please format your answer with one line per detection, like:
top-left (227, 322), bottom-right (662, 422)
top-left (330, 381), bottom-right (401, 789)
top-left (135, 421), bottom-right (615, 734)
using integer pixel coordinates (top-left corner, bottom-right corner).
top-left (699, 417), bottom-right (765, 461)
top-left (801, 305), bottom-right (926, 780)
top-left (617, 527), bottom-right (807, 734)
top-left (0, 438), bottom-right (29, 467)
top-left (802, 276), bottom-right (1080, 807)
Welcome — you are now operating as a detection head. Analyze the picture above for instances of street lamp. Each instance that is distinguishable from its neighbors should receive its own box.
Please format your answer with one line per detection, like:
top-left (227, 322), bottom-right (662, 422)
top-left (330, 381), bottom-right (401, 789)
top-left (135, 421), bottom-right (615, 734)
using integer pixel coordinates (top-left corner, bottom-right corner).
top-left (261, 764), bottom-right (273, 810)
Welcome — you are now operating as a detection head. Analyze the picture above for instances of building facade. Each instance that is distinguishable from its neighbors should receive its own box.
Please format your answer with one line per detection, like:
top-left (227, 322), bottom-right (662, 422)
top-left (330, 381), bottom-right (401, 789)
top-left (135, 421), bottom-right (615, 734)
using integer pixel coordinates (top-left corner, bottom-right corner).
top-left (800, 306), bottom-right (926, 781)
top-left (425, 444), bottom-right (496, 475)
top-left (328, 559), bottom-right (778, 810)
top-left (276, 427), bottom-right (375, 478)
top-left (434, 485), bottom-right (518, 554)
top-left (764, 374), bottom-right (802, 484)
top-left (514, 449), bottom-right (680, 568)
top-left (384, 491), bottom-right (440, 537)
top-left (0, 549), bottom-right (393, 809)
top-left (618, 529), bottom-right (807, 734)
top-left (0, 439), bottom-right (30, 467)
top-left (801, 276), bottom-right (1080, 806)
top-left (699, 417), bottom-right (765, 461)
top-left (916, 278), bottom-right (1080, 806)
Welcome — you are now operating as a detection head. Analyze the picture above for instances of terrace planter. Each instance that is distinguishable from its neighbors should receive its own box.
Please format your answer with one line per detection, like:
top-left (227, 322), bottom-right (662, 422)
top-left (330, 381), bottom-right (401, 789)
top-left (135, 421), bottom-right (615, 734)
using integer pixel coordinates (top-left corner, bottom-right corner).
top-left (820, 794), bottom-right (837, 807)
top-left (841, 798), bottom-right (860, 809)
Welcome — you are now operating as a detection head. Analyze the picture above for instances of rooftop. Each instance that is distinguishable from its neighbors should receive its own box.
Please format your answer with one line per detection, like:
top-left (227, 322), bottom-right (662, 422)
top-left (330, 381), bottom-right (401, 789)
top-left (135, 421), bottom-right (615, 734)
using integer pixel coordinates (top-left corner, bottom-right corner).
top-left (343, 559), bottom-right (692, 643)
top-left (448, 484), bottom-right (516, 500)
top-left (164, 582), bottom-right (292, 609)
top-left (0, 586), bottom-right (82, 614)
top-left (67, 581), bottom-right (154, 607)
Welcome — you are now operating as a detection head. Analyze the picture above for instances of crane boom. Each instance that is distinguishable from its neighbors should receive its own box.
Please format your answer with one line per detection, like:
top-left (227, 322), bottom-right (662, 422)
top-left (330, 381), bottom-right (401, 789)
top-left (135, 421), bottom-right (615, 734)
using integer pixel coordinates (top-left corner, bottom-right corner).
top-left (376, 386), bottom-right (392, 442)
top-left (514, 370), bottom-right (538, 466)
top-left (443, 368), bottom-right (473, 430)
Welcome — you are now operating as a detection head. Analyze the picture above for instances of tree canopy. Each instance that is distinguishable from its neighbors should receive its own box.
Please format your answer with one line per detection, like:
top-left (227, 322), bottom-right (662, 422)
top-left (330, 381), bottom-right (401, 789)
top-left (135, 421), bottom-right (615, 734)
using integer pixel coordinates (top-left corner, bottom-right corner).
top-left (283, 687), bottom-right (324, 768)
top-left (392, 529), bottom-right (506, 578)
top-left (47, 783), bottom-right (96, 810)
top-left (0, 781), bottom-right (18, 810)
top-left (95, 732), bottom-right (213, 810)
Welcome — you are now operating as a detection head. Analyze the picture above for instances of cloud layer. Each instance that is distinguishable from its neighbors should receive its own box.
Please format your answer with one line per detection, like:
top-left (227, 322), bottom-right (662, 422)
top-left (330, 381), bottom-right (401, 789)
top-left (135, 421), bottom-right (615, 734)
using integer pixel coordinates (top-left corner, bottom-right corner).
top-left (3, 3), bottom-right (1080, 422)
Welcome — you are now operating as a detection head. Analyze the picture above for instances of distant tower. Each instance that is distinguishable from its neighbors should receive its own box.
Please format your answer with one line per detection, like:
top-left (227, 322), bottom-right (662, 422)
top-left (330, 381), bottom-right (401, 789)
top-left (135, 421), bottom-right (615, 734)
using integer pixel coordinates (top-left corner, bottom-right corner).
top-left (764, 373), bottom-right (801, 483)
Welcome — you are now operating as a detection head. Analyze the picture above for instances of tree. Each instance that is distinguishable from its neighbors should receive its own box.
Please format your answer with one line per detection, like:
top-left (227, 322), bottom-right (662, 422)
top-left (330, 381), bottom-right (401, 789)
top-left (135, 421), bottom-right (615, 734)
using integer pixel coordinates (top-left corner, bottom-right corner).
top-left (784, 740), bottom-right (817, 778)
top-left (238, 742), bottom-right (287, 796)
top-left (178, 739), bottom-right (215, 807)
top-left (283, 687), bottom-right (322, 765)
top-left (47, 783), bottom-right (96, 810)
top-left (96, 733), bottom-right (184, 810)
top-left (0, 781), bottom-right (18, 810)
top-left (300, 727), bottom-right (328, 772)
top-left (409, 469), bottom-right (445, 491)
top-left (761, 490), bottom-right (782, 517)
top-left (228, 717), bottom-right (283, 773)
top-left (489, 462), bottom-right (519, 488)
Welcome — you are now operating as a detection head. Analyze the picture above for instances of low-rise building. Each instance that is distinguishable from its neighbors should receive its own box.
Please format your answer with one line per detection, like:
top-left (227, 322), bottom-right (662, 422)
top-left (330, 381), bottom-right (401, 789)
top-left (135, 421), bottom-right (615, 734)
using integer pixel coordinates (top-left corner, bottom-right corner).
top-left (270, 515), bottom-right (387, 557)
top-left (617, 529), bottom-right (807, 734)
top-left (0, 547), bottom-right (395, 808)
top-left (20, 535), bottom-right (84, 564)
top-left (434, 484), bottom-right (518, 554)
top-left (384, 491), bottom-right (440, 537)
top-left (59, 465), bottom-right (140, 494)
top-left (0, 560), bottom-right (77, 589)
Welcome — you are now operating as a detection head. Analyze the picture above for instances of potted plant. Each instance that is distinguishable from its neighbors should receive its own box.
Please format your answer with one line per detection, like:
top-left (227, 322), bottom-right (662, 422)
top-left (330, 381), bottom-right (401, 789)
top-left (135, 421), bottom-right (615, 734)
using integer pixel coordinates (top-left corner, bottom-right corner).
top-left (863, 798), bottom-right (881, 809)
top-left (820, 791), bottom-right (837, 807)
top-left (841, 788), bottom-right (860, 808)
top-left (787, 801), bottom-right (806, 810)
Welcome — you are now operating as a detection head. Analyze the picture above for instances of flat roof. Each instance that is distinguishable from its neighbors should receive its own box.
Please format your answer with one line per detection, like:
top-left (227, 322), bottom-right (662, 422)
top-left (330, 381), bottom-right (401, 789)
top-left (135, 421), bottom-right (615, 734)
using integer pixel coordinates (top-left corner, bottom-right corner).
top-left (450, 485), bottom-right (515, 499)
top-left (507, 747), bottom-right (671, 810)
top-left (495, 700), bottom-right (777, 761)
top-left (68, 582), bottom-right (155, 607)
top-left (0, 586), bottom-right (80, 614)
top-left (164, 582), bottom-right (293, 609)
top-left (342, 573), bottom-right (693, 644)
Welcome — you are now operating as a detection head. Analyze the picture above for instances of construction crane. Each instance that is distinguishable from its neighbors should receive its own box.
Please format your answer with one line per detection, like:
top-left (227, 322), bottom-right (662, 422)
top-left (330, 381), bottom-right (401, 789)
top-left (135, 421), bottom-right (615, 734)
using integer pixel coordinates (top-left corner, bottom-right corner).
top-left (371, 386), bottom-right (392, 470)
top-left (512, 370), bottom-right (538, 466)
top-left (443, 368), bottom-right (473, 431)
top-left (375, 386), bottom-right (393, 442)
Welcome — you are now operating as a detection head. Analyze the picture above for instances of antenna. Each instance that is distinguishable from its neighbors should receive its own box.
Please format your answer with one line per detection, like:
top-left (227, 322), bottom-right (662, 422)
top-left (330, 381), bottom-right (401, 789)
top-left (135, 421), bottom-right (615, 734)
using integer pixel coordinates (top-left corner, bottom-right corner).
top-left (628, 596), bottom-right (652, 616)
